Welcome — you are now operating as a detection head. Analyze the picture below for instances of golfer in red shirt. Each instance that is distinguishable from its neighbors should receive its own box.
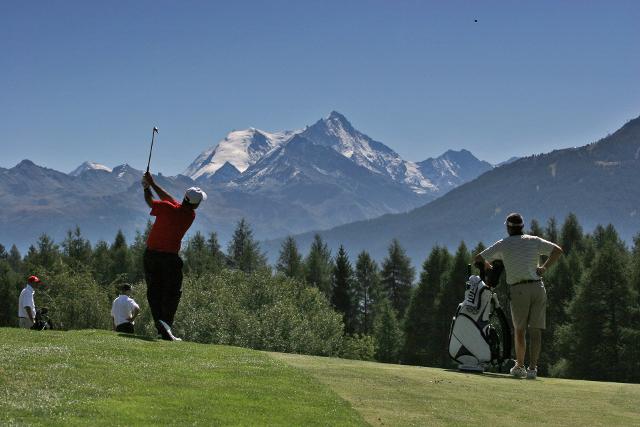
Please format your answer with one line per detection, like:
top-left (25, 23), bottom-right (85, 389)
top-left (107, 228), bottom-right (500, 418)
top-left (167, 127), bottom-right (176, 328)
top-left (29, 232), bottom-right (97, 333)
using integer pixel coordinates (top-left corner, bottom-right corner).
top-left (142, 172), bottom-right (207, 341)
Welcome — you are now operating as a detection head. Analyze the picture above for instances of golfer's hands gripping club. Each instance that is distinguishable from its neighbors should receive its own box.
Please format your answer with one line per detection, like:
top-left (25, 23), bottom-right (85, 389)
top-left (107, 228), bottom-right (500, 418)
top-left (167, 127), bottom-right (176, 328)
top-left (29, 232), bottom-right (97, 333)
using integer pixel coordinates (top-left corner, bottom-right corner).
top-left (142, 172), bottom-right (155, 189)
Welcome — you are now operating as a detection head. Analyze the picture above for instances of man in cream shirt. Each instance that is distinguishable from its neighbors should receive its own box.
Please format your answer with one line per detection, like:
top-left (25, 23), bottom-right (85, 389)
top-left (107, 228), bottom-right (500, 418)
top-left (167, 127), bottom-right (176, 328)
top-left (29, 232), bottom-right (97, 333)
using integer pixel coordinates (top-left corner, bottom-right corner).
top-left (475, 213), bottom-right (563, 379)
top-left (18, 275), bottom-right (42, 329)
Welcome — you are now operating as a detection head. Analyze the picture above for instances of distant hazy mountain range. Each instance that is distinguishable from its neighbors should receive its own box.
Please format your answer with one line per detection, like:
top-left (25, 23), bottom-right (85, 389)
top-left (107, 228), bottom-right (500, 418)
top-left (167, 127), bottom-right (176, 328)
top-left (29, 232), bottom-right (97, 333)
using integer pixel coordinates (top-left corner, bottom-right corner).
top-left (0, 112), bottom-right (493, 250)
top-left (265, 115), bottom-right (640, 264)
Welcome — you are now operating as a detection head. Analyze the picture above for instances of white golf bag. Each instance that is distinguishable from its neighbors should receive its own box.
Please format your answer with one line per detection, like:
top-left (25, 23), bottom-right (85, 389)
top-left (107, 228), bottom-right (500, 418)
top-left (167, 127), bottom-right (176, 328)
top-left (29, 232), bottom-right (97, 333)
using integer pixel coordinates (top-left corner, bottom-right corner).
top-left (448, 263), bottom-right (511, 372)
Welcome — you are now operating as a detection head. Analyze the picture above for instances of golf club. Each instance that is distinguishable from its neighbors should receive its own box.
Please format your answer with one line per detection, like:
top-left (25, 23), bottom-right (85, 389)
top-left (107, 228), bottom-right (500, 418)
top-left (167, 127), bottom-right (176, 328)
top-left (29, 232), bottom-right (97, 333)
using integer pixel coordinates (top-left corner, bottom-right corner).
top-left (146, 127), bottom-right (159, 173)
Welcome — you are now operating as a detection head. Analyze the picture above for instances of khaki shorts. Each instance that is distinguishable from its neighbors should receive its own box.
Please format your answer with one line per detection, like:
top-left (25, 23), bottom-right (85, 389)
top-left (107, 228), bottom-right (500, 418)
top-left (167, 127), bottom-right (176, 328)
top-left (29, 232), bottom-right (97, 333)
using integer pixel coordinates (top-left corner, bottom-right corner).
top-left (510, 281), bottom-right (547, 330)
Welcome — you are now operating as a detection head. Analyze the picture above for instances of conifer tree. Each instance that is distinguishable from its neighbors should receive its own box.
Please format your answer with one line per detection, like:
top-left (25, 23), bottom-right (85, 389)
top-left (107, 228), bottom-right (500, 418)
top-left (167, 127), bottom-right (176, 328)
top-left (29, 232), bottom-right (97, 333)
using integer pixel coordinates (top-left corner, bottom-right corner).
top-left (276, 236), bottom-right (304, 280)
top-left (558, 241), bottom-right (633, 381)
top-left (0, 244), bottom-right (6, 259)
top-left (354, 251), bottom-right (381, 335)
top-left (8, 245), bottom-right (22, 275)
top-left (403, 245), bottom-right (452, 366)
top-left (129, 221), bottom-right (152, 282)
top-left (110, 230), bottom-right (132, 281)
top-left (545, 217), bottom-right (558, 243)
top-left (183, 232), bottom-right (209, 276)
top-left (541, 250), bottom-right (581, 371)
top-left (434, 242), bottom-right (470, 366)
top-left (332, 245), bottom-right (356, 333)
top-left (560, 213), bottom-right (584, 255)
top-left (528, 219), bottom-right (544, 237)
top-left (206, 231), bottom-right (227, 273)
top-left (227, 218), bottom-right (268, 273)
top-left (373, 297), bottom-right (402, 363)
top-left (24, 234), bottom-right (61, 273)
top-left (91, 240), bottom-right (112, 285)
top-left (304, 234), bottom-right (333, 299)
top-left (380, 239), bottom-right (415, 318)
top-left (0, 259), bottom-right (19, 327)
top-left (62, 226), bottom-right (92, 268)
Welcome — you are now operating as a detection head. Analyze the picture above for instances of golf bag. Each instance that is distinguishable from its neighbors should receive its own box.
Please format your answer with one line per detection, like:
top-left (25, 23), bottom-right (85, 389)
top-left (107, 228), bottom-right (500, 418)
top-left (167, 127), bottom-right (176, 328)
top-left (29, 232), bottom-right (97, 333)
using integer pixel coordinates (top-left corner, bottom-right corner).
top-left (31, 307), bottom-right (54, 330)
top-left (448, 261), bottom-right (511, 372)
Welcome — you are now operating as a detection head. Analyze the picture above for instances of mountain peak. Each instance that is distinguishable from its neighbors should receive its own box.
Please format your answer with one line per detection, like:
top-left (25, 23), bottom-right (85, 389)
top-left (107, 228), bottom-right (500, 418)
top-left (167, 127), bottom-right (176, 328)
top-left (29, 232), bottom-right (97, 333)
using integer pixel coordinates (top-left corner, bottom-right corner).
top-left (327, 110), bottom-right (348, 121)
top-left (69, 161), bottom-right (112, 176)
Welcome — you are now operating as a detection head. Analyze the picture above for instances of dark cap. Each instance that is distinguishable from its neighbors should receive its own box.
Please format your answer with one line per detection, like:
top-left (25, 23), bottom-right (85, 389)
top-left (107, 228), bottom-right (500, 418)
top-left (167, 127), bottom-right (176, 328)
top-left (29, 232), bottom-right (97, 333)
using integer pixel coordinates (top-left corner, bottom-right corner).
top-left (119, 283), bottom-right (132, 292)
top-left (505, 212), bottom-right (524, 228)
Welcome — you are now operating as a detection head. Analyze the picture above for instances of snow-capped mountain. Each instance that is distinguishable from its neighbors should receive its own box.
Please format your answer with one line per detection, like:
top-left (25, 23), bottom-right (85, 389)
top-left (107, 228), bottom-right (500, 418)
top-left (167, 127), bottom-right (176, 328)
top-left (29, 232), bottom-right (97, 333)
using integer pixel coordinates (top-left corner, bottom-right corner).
top-left (417, 149), bottom-right (493, 193)
top-left (184, 128), bottom-right (299, 180)
top-left (69, 161), bottom-right (112, 176)
top-left (0, 111), bottom-right (496, 251)
top-left (300, 111), bottom-right (436, 194)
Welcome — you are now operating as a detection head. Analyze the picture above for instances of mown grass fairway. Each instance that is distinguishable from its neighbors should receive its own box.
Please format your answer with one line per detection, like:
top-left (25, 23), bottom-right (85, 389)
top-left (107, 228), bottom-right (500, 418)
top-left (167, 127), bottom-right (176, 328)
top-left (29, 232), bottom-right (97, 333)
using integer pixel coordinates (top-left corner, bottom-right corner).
top-left (0, 329), bottom-right (364, 426)
top-left (3, 328), bottom-right (640, 426)
top-left (272, 353), bottom-right (640, 427)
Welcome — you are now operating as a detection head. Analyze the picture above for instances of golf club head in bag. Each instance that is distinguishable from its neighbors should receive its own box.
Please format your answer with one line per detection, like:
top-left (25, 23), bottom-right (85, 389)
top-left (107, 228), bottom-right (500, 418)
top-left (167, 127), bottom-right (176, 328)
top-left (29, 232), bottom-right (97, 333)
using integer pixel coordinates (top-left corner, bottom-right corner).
top-left (448, 261), bottom-right (511, 372)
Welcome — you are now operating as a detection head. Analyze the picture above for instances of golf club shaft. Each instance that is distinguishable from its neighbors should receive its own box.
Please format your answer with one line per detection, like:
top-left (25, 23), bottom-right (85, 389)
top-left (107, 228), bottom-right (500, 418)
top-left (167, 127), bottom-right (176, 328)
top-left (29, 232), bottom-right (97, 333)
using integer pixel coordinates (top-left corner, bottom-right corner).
top-left (146, 128), bottom-right (157, 173)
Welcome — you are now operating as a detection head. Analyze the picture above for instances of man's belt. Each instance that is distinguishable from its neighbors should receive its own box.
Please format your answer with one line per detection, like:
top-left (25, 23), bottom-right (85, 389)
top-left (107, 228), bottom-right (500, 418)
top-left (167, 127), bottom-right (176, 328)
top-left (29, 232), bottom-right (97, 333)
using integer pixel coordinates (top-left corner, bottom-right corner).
top-left (509, 279), bottom-right (542, 286)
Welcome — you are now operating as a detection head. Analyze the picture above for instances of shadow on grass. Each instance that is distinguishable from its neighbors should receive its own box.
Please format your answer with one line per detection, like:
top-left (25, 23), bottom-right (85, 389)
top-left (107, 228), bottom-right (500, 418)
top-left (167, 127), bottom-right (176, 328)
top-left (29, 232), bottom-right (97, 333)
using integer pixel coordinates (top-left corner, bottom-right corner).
top-left (443, 368), bottom-right (518, 380)
top-left (117, 333), bottom-right (157, 342)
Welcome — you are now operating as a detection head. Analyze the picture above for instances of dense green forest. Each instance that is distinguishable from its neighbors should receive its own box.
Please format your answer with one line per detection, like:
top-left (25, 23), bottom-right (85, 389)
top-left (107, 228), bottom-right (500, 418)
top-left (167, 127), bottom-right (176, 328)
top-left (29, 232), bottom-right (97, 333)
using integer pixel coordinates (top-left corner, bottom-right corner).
top-left (1, 213), bottom-right (639, 383)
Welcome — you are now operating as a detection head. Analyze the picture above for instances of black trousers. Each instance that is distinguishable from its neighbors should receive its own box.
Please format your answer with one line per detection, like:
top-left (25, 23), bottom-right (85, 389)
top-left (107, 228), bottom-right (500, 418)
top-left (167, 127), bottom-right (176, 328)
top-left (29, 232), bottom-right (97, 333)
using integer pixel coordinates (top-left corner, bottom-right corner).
top-left (115, 322), bottom-right (135, 334)
top-left (143, 249), bottom-right (184, 336)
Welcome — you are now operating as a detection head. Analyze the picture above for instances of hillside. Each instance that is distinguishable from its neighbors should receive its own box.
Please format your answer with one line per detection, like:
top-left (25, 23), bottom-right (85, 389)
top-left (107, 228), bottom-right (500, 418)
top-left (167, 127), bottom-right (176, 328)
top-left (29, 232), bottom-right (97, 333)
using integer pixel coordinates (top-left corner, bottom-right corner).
top-left (2, 329), bottom-right (639, 426)
top-left (266, 115), bottom-right (640, 263)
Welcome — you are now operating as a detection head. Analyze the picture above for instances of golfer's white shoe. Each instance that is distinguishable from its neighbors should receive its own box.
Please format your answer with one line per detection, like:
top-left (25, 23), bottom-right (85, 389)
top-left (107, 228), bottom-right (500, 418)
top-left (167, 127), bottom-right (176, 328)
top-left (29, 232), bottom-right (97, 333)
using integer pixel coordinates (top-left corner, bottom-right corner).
top-left (158, 320), bottom-right (182, 341)
top-left (526, 367), bottom-right (538, 380)
top-left (510, 365), bottom-right (527, 378)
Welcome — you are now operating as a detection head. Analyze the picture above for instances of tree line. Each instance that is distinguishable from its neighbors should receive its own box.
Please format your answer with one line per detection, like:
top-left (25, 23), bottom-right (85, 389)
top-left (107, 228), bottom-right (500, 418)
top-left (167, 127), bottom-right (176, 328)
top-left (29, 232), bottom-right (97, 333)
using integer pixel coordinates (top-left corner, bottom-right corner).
top-left (1, 213), bottom-right (638, 383)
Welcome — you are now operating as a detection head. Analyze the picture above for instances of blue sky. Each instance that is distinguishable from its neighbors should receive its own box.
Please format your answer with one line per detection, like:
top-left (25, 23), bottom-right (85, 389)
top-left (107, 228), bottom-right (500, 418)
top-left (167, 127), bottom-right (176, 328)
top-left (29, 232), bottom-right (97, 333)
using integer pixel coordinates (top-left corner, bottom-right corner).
top-left (2, 0), bottom-right (639, 175)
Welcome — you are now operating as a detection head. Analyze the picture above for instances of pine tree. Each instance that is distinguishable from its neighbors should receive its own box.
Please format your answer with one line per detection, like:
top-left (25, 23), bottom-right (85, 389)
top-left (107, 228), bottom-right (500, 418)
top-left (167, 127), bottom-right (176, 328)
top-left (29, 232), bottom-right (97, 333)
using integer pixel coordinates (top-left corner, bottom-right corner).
top-left (560, 213), bottom-right (584, 255)
top-left (227, 218), bottom-right (267, 273)
top-left (558, 241), bottom-right (634, 381)
top-left (403, 245), bottom-right (452, 366)
top-left (541, 250), bottom-right (581, 372)
top-left (528, 219), bottom-right (544, 237)
top-left (434, 242), bottom-right (470, 366)
top-left (545, 217), bottom-right (558, 243)
top-left (8, 245), bottom-right (22, 274)
top-left (380, 239), bottom-right (415, 318)
top-left (276, 236), bottom-right (304, 280)
top-left (304, 234), bottom-right (333, 299)
top-left (24, 233), bottom-right (61, 273)
top-left (0, 259), bottom-right (19, 327)
top-left (206, 231), bottom-right (227, 274)
top-left (332, 245), bottom-right (356, 334)
top-left (373, 297), bottom-right (402, 363)
top-left (129, 221), bottom-right (152, 282)
top-left (62, 226), bottom-right (92, 268)
top-left (183, 232), bottom-right (209, 276)
top-left (354, 251), bottom-right (382, 335)
top-left (0, 244), bottom-right (6, 259)
top-left (110, 230), bottom-right (132, 281)
top-left (91, 241), bottom-right (112, 285)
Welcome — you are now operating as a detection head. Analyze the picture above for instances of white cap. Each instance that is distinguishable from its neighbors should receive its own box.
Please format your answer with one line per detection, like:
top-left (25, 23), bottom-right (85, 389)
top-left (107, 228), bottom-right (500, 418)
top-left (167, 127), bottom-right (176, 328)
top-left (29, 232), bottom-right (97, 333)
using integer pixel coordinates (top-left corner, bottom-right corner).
top-left (184, 187), bottom-right (207, 205)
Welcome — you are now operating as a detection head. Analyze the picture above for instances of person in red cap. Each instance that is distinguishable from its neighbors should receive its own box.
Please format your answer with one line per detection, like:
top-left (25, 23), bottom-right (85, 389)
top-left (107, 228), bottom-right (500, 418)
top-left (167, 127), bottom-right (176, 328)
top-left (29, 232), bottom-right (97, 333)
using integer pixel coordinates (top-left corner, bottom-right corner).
top-left (18, 275), bottom-right (42, 329)
top-left (141, 171), bottom-right (207, 341)
top-left (474, 212), bottom-right (563, 379)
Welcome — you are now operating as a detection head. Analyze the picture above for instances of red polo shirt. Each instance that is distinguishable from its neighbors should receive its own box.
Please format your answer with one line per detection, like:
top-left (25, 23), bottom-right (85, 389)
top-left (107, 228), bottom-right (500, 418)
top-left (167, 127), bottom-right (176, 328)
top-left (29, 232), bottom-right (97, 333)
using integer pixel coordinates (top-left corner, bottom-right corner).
top-left (146, 199), bottom-right (195, 254)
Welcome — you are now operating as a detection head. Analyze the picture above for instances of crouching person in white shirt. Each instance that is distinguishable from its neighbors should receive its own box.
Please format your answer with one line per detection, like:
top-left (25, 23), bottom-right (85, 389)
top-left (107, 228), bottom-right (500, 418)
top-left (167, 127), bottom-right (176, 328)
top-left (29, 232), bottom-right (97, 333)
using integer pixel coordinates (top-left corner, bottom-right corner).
top-left (111, 284), bottom-right (140, 334)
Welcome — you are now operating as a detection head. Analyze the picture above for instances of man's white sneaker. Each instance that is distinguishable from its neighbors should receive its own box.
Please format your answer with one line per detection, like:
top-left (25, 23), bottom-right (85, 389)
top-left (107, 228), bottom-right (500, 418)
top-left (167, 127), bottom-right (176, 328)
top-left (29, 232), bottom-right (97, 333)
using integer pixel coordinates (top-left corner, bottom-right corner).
top-left (510, 365), bottom-right (527, 378)
top-left (526, 367), bottom-right (538, 379)
top-left (158, 320), bottom-right (182, 341)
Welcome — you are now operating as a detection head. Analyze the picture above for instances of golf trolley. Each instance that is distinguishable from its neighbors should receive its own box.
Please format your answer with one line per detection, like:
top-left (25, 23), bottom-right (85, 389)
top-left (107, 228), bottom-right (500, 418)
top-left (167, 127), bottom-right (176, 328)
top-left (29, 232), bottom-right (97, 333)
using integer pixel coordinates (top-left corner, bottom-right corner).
top-left (31, 307), bottom-right (55, 330)
top-left (448, 261), bottom-right (511, 372)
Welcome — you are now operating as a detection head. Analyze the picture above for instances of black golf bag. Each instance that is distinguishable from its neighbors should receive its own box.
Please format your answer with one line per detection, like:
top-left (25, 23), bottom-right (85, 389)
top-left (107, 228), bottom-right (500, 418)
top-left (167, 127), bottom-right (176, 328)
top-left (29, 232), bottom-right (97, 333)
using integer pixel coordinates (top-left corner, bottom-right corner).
top-left (31, 307), bottom-right (54, 330)
top-left (448, 261), bottom-right (511, 372)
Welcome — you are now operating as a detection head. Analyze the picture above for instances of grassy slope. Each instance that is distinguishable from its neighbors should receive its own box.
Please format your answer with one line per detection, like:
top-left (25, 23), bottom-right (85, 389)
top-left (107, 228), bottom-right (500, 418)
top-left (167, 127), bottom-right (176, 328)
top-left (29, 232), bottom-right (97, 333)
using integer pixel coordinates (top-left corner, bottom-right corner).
top-left (0, 329), bottom-right (364, 426)
top-left (272, 353), bottom-right (640, 427)
top-left (2, 329), bottom-right (639, 427)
